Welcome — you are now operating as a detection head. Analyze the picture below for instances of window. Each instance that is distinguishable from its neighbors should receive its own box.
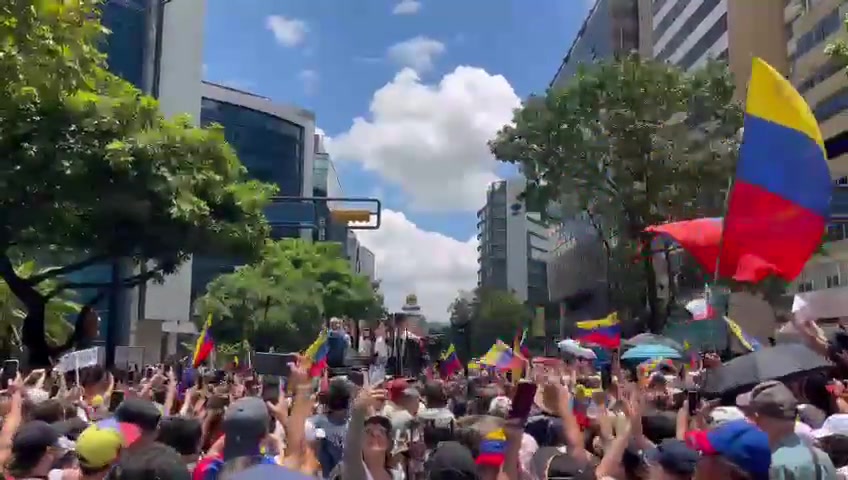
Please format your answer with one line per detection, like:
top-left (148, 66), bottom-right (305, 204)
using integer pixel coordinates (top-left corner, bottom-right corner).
top-left (797, 60), bottom-right (843, 94)
top-left (827, 274), bottom-right (840, 288)
top-left (792, 9), bottom-right (841, 62)
top-left (654, 0), bottom-right (689, 43)
top-left (813, 86), bottom-right (848, 122)
top-left (827, 223), bottom-right (847, 242)
top-left (798, 280), bottom-right (815, 292)
top-left (99, 0), bottom-right (149, 88)
top-left (678, 14), bottom-right (728, 70)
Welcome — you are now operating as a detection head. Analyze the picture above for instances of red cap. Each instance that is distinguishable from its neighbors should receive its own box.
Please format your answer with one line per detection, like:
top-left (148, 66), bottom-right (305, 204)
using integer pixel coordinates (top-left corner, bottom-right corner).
top-left (386, 378), bottom-right (410, 403)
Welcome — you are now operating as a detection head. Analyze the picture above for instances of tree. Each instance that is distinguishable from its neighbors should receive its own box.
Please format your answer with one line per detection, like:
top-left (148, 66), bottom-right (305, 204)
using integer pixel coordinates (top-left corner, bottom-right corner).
top-left (0, 259), bottom-right (80, 358)
top-left (447, 288), bottom-right (532, 359)
top-left (0, 1), bottom-right (275, 364)
top-left (195, 239), bottom-right (384, 352)
top-left (490, 54), bottom-right (742, 332)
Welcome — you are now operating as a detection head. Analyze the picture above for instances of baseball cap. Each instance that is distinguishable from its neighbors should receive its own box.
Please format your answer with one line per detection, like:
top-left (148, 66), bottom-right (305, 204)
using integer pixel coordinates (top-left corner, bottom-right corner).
top-left (12, 421), bottom-right (61, 457)
top-left (811, 413), bottom-right (848, 438)
top-left (223, 396), bottom-right (270, 460)
top-left (76, 418), bottom-right (142, 470)
top-left (114, 397), bottom-right (162, 432)
top-left (387, 378), bottom-right (411, 403)
top-left (644, 439), bottom-right (698, 476)
top-left (707, 407), bottom-right (747, 427)
top-left (426, 441), bottom-right (479, 480)
top-left (531, 447), bottom-right (596, 480)
top-left (686, 419), bottom-right (771, 480)
top-left (735, 380), bottom-right (798, 420)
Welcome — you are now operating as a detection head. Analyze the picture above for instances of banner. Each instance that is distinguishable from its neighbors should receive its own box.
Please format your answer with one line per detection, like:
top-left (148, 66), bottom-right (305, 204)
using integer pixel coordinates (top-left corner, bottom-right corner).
top-left (56, 347), bottom-right (102, 373)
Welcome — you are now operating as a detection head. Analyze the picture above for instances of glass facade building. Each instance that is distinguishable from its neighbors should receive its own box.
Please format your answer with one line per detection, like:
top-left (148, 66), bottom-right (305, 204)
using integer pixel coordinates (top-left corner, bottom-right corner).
top-left (100, 0), bottom-right (150, 88)
top-left (67, 0), bottom-right (153, 339)
top-left (190, 88), bottom-right (313, 302)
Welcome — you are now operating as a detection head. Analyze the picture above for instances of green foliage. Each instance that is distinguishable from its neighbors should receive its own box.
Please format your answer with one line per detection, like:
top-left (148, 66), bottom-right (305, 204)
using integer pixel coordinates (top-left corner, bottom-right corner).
top-left (447, 288), bottom-right (531, 359)
top-left (490, 54), bottom-right (742, 329)
top-left (195, 239), bottom-right (385, 352)
top-left (825, 14), bottom-right (848, 68)
top-left (0, 0), bottom-right (276, 361)
top-left (0, 259), bottom-right (79, 347)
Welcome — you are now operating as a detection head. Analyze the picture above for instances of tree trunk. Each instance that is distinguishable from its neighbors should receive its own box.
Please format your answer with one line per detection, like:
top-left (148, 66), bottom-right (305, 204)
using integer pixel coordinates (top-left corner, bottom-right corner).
top-left (640, 234), bottom-right (663, 333)
top-left (0, 254), bottom-right (52, 366)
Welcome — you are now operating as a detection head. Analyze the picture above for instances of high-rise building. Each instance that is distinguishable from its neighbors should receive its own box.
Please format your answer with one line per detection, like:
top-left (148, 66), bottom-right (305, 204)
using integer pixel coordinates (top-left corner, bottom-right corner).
top-left (550, 0), bottom-right (640, 90)
top-left (784, 0), bottom-right (848, 298)
top-left (358, 245), bottom-right (377, 282)
top-left (477, 178), bottom-right (550, 305)
top-left (546, 0), bottom-right (643, 320)
top-left (641, 0), bottom-right (787, 98)
top-left (63, 0), bottom-right (206, 363)
top-left (189, 82), bottom-right (316, 303)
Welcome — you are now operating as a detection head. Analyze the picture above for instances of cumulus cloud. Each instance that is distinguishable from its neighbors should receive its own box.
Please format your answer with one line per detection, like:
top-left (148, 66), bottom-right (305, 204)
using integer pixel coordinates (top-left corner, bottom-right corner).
top-left (326, 66), bottom-right (520, 211)
top-left (392, 0), bottom-right (422, 15)
top-left (357, 210), bottom-right (478, 323)
top-left (266, 15), bottom-right (308, 47)
top-left (387, 36), bottom-right (445, 72)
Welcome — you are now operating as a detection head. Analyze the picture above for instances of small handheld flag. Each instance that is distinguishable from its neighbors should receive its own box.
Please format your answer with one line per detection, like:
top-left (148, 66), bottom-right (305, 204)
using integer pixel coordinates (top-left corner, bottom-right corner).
top-left (192, 314), bottom-right (214, 368)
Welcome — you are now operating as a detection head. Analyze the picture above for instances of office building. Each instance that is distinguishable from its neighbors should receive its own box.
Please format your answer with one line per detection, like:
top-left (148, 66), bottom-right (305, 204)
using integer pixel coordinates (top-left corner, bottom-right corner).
top-left (189, 82), bottom-right (316, 303)
top-left (477, 178), bottom-right (550, 306)
top-left (545, 0), bottom-right (643, 321)
top-left (358, 245), bottom-right (376, 282)
top-left (641, 0), bottom-right (786, 97)
top-left (550, 0), bottom-right (640, 90)
top-left (60, 0), bottom-right (205, 363)
top-left (785, 0), bottom-right (848, 300)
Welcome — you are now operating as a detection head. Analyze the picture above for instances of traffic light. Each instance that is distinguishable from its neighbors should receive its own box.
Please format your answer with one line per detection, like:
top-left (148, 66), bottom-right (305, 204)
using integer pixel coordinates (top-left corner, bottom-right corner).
top-left (330, 209), bottom-right (371, 223)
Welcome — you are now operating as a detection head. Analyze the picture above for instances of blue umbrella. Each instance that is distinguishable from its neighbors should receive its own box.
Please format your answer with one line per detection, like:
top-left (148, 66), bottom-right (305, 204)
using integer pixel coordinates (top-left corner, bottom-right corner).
top-left (620, 344), bottom-right (682, 361)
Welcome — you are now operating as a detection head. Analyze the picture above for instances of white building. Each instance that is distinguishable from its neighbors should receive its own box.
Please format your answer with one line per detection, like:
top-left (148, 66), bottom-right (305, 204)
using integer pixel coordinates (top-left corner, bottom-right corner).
top-left (358, 245), bottom-right (377, 282)
top-left (126, 0), bottom-right (206, 363)
top-left (477, 178), bottom-right (550, 304)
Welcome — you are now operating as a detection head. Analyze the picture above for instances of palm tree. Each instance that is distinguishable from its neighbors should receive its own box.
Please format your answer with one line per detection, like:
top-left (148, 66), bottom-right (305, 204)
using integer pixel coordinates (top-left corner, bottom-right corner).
top-left (0, 260), bottom-right (79, 357)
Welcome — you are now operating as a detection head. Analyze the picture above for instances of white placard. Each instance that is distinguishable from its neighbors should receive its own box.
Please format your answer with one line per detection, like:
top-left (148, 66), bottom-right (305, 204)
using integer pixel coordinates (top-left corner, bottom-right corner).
top-left (56, 347), bottom-right (102, 373)
top-left (792, 288), bottom-right (848, 323)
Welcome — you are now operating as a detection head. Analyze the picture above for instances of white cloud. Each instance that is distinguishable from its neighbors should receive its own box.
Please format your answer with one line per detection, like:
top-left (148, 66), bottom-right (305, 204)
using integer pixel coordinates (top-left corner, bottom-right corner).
top-left (266, 15), bottom-right (308, 47)
top-left (386, 36), bottom-right (445, 72)
top-left (326, 66), bottom-right (520, 211)
top-left (299, 69), bottom-right (319, 95)
top-left (392, 0), bottom-right (422, 15)
top-left (357, 210), bottom-right (477, 323)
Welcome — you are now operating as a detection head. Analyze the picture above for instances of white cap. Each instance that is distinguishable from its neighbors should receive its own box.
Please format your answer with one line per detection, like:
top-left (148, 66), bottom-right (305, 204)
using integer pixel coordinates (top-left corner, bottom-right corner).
top-left (811, 414), bottom-right (848, 438)
top-left (557, 339), bottom-right (597, 360)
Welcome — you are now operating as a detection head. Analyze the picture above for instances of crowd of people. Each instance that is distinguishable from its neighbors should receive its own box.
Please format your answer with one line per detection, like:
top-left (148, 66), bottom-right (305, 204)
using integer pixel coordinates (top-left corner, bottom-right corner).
top-left (1, 312), bottom-right (848, 480)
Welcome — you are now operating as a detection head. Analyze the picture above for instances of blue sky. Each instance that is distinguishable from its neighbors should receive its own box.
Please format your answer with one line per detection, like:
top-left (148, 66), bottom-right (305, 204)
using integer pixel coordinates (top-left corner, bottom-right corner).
top-left (202, 0), bottom-right (592, 318)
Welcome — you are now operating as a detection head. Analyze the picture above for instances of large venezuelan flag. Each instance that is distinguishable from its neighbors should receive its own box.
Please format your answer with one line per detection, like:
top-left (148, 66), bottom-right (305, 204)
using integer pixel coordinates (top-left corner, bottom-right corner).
top-left (303, 330), bottom-right (329, 376)
top-left (192, 314), bottom-right (214, 368)
top-left (575, 313), bottom-right (620, 348)
top-left (720, 58), bottom-right (831, 283)
top-left (480, 340), bottom-right (523, 371)
top-left (439, 344), bottom-right (462, 378)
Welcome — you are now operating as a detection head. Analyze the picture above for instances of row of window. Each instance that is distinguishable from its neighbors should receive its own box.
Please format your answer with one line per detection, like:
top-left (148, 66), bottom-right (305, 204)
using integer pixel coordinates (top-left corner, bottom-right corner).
top-left (791, 8), bottom-right (841, 63)
top-left (653, 0), bottom-right (689, 45)
top-left (655, 0), bottom-right (722, 63)
top-left (677, 13), bottom-right (727, 71)
top-left (798, 59), bottom-right (843, 94)
top-left (813, 85), bottom-right (848, 122)
top-left (797, 274), bottom-right (840, 293)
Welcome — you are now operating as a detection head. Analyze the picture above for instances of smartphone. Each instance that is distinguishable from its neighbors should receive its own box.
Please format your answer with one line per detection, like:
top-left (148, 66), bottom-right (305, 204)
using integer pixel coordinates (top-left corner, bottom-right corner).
top-left (600, 366), bottom-right (612, 391)
top-left (509, 381), bottom-right (538, 420)
top-left (1, 360), bottom-right (19, 389)
top-left (262, 377), bottom-right (281, 404)
top-left (687, 390), bottom-right (700, 416)
top-left (109, 390), bottom-right (125, 411)
top-left (127, 370), bottom-right (136, 385)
